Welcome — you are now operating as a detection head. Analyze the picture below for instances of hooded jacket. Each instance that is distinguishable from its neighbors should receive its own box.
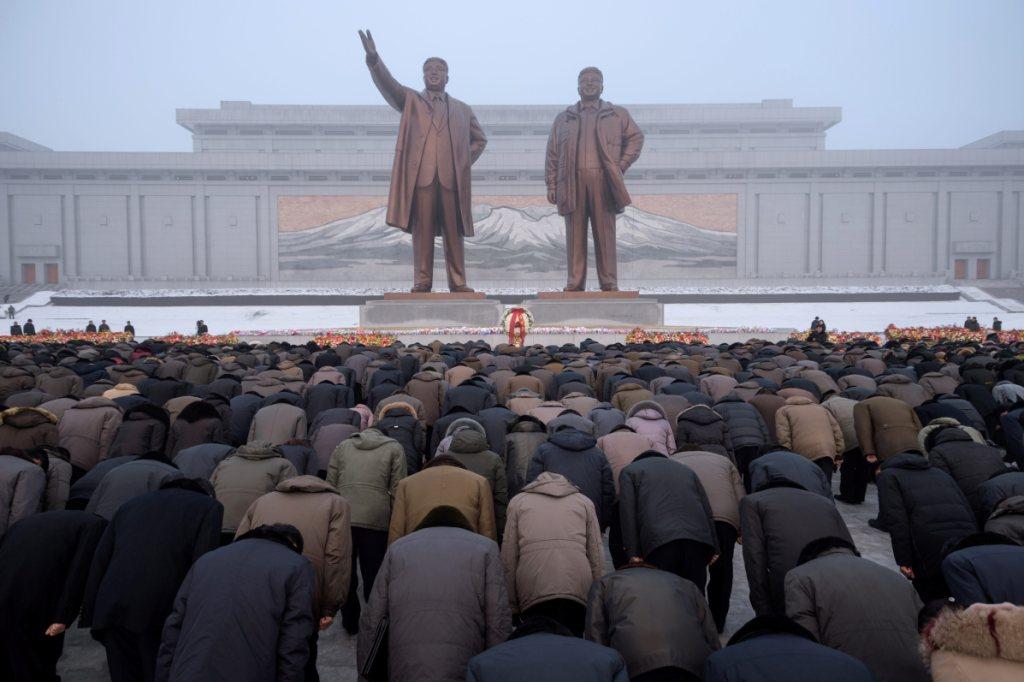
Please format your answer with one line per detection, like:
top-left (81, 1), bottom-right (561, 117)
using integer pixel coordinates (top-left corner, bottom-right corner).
top-left (749, 450), bottom-right (833, 499)
top-left (58, 396), bottom-right (123, 471)
top-left (505, 416), bottom-right (549, 499)
top-left (775, 396), bottom-right (844, 463)
top-left (236, 476), bottom-right (352, 618)
top-left (596, 429), bottom-right (657, 496)
top-left (466, 628), bottom-right (628, 682)
top-left (714, 393), bottom-right (771, 451)
top-left (986, 495), bottom-right (1024, 545)
top-left (448, 429), bottom-right (508, 536)
top-left (585, 566), bottom-right (720, 679)
top-left (165, 400), bottom-right (226, 457)
top-left (501, 472), bottom-right (603, 612)
top-left (35, 365), bottom-right (84, 397)
top-left (876, 453), bottom-right (977, 575)
top-left (326, 428), bottom-right (407, 532)
top-left (785, 547), bottom-right (928, 682)
top-left (624, 401), bottom-right (675, 455)
top-left (376, 401), bottom-right (425, 475)
top-left (618, 452), bottom-right (718, 558)
top-left (740, 486), bottom-right (853, 615)
top-left (209, 441), bottom-right (297, 533)
top-left (526, 428), bottom-right (614, 528)
top-left (942, 544), bottom-right (1024, 607)
top-left (108, 402), bottom-right (170, 458)
top-left (923, 603), bottom-right (1024, 682)
top-left (403, 371), bottom-right (447, 428)
top-left (875, 373), bottom-right (927, 407)
top-left (675, 405), bottom-right (734, 459)
top-left (0, 365), bottom-right (35, 402)
top-left (0, 406), bottom-right (59, 450)
top-left (927, 427), bottom-right (1007, 516)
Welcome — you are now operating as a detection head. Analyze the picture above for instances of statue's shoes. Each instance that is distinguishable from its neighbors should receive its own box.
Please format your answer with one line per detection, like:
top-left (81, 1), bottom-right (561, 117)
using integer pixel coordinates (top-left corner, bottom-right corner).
top-left (451, 286), bottom-right (475, 293)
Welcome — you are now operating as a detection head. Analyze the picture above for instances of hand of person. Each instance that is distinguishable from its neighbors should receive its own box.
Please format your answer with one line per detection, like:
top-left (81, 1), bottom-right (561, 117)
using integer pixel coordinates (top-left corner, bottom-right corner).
top-left (627, 556), bottom-right (644, 566)
top-left (319, 616), bottom-right (334, 631)
top-left (358, 29), bottom-right (378, 64)
top-left (899, 566), bottom-right (915, 580)
top-left (709, 553), bottom-right (720, 566)
top-left (546, 188), bottom-right (557, 205)
top-left (865, 454), bottom-right (878, 464)
top-left (45, 623), bottom-right (66, 637)
top-left (736, 535), bottom-right (742, 545)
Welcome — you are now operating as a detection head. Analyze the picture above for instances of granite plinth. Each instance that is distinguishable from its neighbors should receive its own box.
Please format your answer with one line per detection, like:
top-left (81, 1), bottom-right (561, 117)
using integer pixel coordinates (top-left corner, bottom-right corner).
top-left (360, 298), bottom-right (503, 328)
top-left (535, 290), bottom-right (641, 300)
top-left (523, 297), bottom-right (663, 327)
top-left (382, 291), bottom-right (486, 301)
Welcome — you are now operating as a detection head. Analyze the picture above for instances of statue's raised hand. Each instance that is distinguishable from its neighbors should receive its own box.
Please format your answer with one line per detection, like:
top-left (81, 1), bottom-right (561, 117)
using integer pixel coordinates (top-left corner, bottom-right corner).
top-left (358, 29), bottom-right (378, 64)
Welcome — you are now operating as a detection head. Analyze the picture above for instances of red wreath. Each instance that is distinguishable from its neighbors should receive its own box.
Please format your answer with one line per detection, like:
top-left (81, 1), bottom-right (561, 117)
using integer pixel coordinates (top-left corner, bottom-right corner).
top-left (507, 308), bottom-right (528, 347)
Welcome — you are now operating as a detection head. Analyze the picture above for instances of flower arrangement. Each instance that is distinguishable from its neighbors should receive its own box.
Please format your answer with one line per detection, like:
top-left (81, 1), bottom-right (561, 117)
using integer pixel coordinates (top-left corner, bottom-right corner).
top-left (148, 332), bottom-right (240, 346)
top-left (788, 330), bottom-right (884, 345)
top-left (501, 307), bottom-right (534, 347)
top-left (0, 329), bottom-right (134, 344)
top-left (626, 328), bottom-right (711, 345)
top-left (882, 324), bottom-right (1016, 343)
top-left (312, 331), bottom-right (399, 348)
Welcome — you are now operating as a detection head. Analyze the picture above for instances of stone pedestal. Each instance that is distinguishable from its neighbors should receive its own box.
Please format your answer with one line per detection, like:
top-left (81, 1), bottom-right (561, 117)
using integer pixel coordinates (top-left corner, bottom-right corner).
top-left (361, 293), bottom-right (502, 328)
top-left (524, 292), bottom-right (663, 327)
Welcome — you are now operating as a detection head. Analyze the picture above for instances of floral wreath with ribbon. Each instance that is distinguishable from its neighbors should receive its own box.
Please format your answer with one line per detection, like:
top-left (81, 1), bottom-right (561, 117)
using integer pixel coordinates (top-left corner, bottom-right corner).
top-left (502, 307), bottom-right (533, 347)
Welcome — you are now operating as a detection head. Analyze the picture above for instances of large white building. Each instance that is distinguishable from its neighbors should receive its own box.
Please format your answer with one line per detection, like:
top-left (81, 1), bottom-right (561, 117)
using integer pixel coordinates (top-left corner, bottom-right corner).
top-left (1, 99), bottom-right (1022, 289)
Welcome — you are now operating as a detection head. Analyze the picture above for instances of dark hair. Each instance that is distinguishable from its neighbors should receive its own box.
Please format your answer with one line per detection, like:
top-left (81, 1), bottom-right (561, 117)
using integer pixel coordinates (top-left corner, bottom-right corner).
top-left (414, 505), bottom-right (473, 532)
top-left (797, 536), bottom-right (859, 566)
top-left (236, 523), bottom-right (304, 554)
top-left (160, 477), bottom-right (215, 496)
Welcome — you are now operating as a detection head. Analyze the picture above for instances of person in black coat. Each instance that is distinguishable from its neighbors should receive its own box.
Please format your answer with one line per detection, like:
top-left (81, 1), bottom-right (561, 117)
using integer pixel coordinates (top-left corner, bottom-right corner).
top-left (156, 524), bottom-right (315, 682)
top-left (748, 450), bottom-right (832, 500)
top-left (876, 451), bottom-right (978, 601)
top-left (195, 320), bottom-right (208, 335)
top-left (227, 393), bottom-right (263, 446)
top-left (976, 470), bottom-right (1024, 523)
top-left (376, 402), bottom-right (425, 475)
top-left (526, 426), bottom-right (614, 529)
top-left (9, 320), bottom-right (22, 336)
top-left (703, 615), bottom-right (873, 682)
top-left (941, 532), bottom-right (1024, 606)
top-left (618, 451), bottom-right (719, 591)
top-left (98, 320), bottom-right (111, 332)
top-left (740, 480), bottom-right (853, 616)
top-left (302, 381), bottom-right (355, 425)
top-left (124, 321), bottom-right (135, 337)
top-left (442, 375), bottom-right (496, 415)
top-left (0, 510), bottom-right (107, 682)
top-left (81, 478), bottom-right (223, 682)
top-left (23, 319), bottom-right (36, 335)
top-left (926, 426), bottom-right (1007, 517)
top-left (85, 321), bottom-right (97, 333)
top-left (714, 393), bottom-right (770, 486)
top-left (138, 377), bottom-right (192, 408)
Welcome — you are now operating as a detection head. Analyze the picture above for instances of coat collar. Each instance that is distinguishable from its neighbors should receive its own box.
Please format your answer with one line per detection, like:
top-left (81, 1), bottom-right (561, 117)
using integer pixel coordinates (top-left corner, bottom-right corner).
top-left (565, 100), bottom-right (614, 119)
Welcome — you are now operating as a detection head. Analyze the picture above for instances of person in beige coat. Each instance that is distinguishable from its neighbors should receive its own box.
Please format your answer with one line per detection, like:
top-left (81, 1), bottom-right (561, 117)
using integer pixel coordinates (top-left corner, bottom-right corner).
top-left (922, 602), bottom-right (1024, 682)
top-left (235, 475), bottom-right (351, 677)
top-left (387, 455), bottom-right (496, 543)
top-left (210, 441), bottom-right (297, 539)
top-left (57, 396), bottom-right (123, 475)
top-left (775, 396), bottom-right (844, 481)
top-left (247, 402), bottom-right (307, 445)
top-left (501, 472), bottom-right (603, 635)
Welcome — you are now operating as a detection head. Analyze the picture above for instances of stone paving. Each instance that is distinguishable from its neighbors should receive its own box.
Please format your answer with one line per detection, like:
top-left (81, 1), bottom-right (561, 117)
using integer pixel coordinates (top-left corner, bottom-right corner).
top-left (58, 479), bottom-right (895, 680)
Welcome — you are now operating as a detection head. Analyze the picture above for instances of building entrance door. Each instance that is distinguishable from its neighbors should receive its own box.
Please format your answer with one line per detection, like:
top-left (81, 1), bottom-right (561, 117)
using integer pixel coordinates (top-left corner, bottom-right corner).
top-left (45, 263), bottom-right (60, 284)
top-left (21, 263), bottom-right (36, 284)
top-left (954, 259), bottom-right (967, 279)
top-left (977, 259), bottom-right (991, 280)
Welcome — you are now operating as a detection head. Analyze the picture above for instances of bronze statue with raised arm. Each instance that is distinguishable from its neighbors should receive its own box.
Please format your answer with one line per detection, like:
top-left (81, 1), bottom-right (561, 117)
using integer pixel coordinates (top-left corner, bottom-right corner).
top-left (545, 67), bottom-right (644, 291)
top-left (358, 29), bottom-right (487, 293)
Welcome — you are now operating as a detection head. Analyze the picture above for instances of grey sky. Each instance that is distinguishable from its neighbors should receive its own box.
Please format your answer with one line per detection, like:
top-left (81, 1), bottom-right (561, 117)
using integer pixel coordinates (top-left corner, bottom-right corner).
top-left (2, 0), bottom-right (1021, 152)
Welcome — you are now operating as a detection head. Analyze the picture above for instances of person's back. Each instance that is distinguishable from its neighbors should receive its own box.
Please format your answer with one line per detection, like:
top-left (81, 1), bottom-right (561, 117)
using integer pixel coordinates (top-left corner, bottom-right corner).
top-left (748, 450), bottom-right (832, 499)
top-left (210, 442), bottom-right (297, 535)
top-left (585, 565), bottom-right (720, 680)
top-left (0, 449), bottom-right (46, 539)
top-left (853, 395), bottom-right (922, 462)
top-left (359, 510), bottom-right (512, 682)
top-left (467, 622), bottom-right (627, 682)
top-left (740, 484), bottom-right (852, 615)
top-left (172, 443), bottom-right (234, 480)
top-left (388, 457), bottom-right (495, 542)
top-left (942, 541), bottom-right (1024, 606)
top-left (785, 539), bottom-right (928, 682)
top-left (85, 455), bottom-right (183, 520)
top-left (448, 429), bottom-right (508, 535)
top-left (927, 428), bottom-right (1007, 515)
top-left (156, 527), bottom-right (315, 682)
top-left (526, 427), bottom-right (613, 528)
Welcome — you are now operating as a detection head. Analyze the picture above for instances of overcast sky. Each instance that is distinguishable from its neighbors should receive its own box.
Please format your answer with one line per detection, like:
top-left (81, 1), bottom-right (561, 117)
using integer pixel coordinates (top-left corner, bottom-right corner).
top-left (2, 0), bottom-right (1021, 152)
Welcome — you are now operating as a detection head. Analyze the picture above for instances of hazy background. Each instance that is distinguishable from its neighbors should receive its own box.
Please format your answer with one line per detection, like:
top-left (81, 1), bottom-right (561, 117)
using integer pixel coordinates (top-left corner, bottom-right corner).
top-left (1, 0), bottom-right (1021, 152)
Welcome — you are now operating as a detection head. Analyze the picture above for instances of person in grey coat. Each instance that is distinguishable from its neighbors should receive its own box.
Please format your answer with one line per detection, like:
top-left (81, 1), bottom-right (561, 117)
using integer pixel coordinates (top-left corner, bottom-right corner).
top-left (172, 443), bottom-right (235, 481)
top-left (585, 563), bottom-right (720, 680)
top-left (155, 524), bottom-right (315, 682)
top-left (0, 447), bottom-right (46, 539)
top-left (466, 617), bottom-right (628, 682)
top-left (740, 480), bottom-right (853, 616)
top-left (785, 536), bottom-right (929, 682)
top-left (85, 452), bottom-right (183, 521)
top-left (526, 427), bottom-right (614, 529)
top-left (749, 449), bottom-right (833, 499)
top-left (358, 506), bottom-right (512, 682)
top-left (618, 451), bottom-right (718, 592)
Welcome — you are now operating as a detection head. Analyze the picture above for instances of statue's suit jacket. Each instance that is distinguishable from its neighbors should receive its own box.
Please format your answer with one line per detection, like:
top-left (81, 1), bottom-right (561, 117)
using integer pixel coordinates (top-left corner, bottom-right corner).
top-left (368, 59), bottom-right (487, 236)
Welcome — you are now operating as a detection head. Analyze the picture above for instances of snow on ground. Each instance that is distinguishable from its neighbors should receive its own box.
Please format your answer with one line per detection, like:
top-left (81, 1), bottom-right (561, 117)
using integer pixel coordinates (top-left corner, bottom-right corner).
top-left (663, 299), bottom-right (1020, 332)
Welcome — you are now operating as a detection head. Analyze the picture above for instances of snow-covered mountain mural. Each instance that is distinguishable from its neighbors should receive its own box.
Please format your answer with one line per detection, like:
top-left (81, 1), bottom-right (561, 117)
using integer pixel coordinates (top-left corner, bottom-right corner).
top-left (278, 197), bottom-right (737, 282)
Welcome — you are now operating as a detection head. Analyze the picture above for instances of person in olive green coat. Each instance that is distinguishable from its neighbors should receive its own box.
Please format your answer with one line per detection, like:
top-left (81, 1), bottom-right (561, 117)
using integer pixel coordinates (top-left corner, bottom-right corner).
top-left (209, 441), bottom-right (297, 540)
top-left (326, 427), bottom-right (406, 634)
top-left (446, 428), bottom-right (508, 537)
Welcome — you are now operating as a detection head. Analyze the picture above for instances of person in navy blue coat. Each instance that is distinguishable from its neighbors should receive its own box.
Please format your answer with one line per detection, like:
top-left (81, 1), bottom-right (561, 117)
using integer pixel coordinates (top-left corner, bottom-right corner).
top-left (942, 532), bottom-right (1024, 606)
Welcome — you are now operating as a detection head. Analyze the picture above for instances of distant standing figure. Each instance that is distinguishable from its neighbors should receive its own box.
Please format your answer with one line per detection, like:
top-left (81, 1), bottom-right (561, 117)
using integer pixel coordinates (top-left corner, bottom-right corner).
top-left (124, 321), bottom-right (136, 337)
top-left (9, 320), bottom-right (22, 336)
top-left (23, 319), bottom-right (36, 335)
top-left (993, 317), bottom-right (1003, 332)
top-left (98, 320), bottom-right (110, 332)
top-left (5, 305), bottom-right (14, 319)
top-left (86, 321), bottom-right (97, 333)
top-left (195, 320), bottom-right (208, 335)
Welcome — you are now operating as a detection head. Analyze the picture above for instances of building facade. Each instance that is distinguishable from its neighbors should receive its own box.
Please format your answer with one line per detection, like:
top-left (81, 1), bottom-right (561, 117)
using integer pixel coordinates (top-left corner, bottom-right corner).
top-left (1, 100), bottom-right (1022, 288)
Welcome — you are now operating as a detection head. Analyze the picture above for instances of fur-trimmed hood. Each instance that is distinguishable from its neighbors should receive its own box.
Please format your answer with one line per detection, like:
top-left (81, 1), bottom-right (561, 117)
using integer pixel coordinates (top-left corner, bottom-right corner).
top-left (0, 405), bottom-right (58, 428)
top-left (922, 603), bottom-right (1024, 664)
top-left (378, 400), bottom-right (418, 421)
